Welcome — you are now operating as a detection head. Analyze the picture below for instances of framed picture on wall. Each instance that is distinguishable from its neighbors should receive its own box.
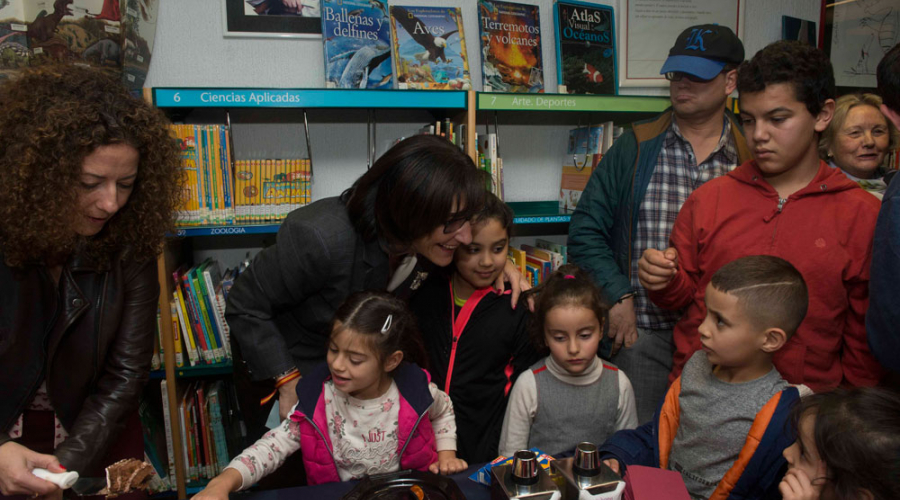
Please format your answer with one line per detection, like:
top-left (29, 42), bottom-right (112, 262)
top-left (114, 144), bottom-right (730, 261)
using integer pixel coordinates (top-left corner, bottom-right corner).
top-left (618, 0), bottom-right (745, 88)
top-left (222, 0), bottom-right (322, 38)
top-left (824, 0), bottom-right (898, 90)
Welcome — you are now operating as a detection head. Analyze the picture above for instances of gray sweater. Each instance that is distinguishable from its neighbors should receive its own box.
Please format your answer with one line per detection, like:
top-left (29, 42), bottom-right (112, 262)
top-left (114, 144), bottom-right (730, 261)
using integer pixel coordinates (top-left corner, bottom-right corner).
top-left (669, 352), bottom-right (788, 499)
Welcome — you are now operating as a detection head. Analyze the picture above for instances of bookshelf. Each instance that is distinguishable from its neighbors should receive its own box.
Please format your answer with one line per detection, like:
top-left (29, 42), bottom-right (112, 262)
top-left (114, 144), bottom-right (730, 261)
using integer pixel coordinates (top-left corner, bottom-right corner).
top-left (149, 88), bottom-right (670, 498)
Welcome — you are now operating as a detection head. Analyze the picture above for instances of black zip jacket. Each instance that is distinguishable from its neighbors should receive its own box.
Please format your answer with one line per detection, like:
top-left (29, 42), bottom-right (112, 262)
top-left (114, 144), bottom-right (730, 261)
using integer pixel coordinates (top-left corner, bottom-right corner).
top-left (409, 271), bottom-right (540, 462)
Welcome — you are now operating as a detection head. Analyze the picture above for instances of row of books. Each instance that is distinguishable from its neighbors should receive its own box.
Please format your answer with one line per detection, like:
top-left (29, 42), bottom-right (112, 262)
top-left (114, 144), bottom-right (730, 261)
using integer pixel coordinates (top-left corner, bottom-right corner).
top-left (323, 0), bottom-right (617, 95)
top-left (509, 238), bottom-right (568, 286)
top-left (478, 132), bottom-right (503, 200)
top-left (173, 380), bottom-right (245, 482)
top-left (559, 121), bottom-right (623, 212)
top-left (171, 124), bottom-right (312, 227)
top-left (233, 159), bottom-right (312, 224)
top-left (418, 118), bottom-right (466, 149)
top-left (155, 259), bottom-right (236, 368)
top-left (172, 124), bottom-right (235, 227)
top-left (140, 380), bottom-right (247, 490)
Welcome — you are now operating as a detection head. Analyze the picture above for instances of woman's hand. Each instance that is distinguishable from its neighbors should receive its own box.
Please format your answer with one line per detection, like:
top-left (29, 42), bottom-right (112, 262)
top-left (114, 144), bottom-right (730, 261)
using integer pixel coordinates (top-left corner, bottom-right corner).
top-left (193, 469), bottom-right (243, 500)
top-left (497, 259), bottom-right (531, 309)
top-left (778, 469), bottom-right (822, 500)
top-left (0, 442), bottom-right (64, 496)
top-left (278, 378), bottom-right (300, 421)
top-left (428, 451), bottom-right (468, 475)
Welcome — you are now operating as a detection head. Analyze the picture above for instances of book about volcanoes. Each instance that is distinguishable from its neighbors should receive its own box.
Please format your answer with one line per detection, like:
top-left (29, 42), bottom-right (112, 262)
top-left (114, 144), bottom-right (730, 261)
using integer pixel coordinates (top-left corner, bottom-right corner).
top-left (321, 0), bottom-right (393, 89)
top-left (389, 5), bottom-right (471, 90)
top-left (477, 0), bottom-right (543, 93)
top-left (554, 0), bottom-right (617, 95)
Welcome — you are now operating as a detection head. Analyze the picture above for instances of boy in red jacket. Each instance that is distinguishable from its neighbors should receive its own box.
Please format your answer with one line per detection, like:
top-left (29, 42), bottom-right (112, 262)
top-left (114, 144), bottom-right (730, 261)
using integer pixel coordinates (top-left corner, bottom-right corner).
top-left (638, 40), bottom-right (884, 392)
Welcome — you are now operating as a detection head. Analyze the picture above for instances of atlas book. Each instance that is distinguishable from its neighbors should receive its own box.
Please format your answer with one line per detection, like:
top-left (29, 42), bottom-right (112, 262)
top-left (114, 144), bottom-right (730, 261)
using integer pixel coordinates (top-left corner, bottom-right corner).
top-left (553, 0), bottom-right (617, 95)
top-left (389, 5), bottom-right (472, 90)
top-left (321, 0), bottom-right (393, 89)
top-left (477, 0), bottom-right (543, 93)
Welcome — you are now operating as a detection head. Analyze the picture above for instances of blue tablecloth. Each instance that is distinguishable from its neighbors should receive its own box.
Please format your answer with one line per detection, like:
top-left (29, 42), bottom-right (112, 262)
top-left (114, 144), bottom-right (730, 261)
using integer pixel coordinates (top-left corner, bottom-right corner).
top-left (235, 464), bottom-right (492, 500)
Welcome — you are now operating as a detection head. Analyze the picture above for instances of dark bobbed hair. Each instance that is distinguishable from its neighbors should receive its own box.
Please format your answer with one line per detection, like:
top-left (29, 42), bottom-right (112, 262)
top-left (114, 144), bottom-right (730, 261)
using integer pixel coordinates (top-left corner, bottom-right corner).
top-left (878, 43), bottom-right (900, 114)
top-left (790, 387), bottom-right (900, 500)
top-left (710, 255), bottom-right (808, 339)
top-left (737, 40), bottom-right (835, 117)
top-left (343, 135), bottom-right (486, 252)
top-left (474, 191), bottom-right (514, 237)
top-left (524, 263), bottom-right (608, 352)
top-left (0, 64), bottom-right (181, 267)
top-left (330, 290), bottom-right (427, 370)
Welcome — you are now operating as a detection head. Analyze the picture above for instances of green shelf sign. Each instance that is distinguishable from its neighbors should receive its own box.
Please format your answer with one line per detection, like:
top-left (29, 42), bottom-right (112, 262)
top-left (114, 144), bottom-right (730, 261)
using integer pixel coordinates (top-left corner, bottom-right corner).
top-left (477, 92), bottom-right (669, 113)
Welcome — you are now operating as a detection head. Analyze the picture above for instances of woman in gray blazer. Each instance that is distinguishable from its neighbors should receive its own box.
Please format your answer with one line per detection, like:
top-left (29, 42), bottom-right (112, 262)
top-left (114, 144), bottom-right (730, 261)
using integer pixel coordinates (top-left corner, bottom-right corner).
top-left (226, 135), bottom-right (526, 449)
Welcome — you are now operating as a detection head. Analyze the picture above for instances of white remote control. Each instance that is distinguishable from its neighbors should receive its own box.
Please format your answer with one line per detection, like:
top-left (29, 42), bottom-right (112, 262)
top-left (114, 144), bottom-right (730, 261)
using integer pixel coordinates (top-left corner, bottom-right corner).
top-left (31, 468), bottom-right (79, 489)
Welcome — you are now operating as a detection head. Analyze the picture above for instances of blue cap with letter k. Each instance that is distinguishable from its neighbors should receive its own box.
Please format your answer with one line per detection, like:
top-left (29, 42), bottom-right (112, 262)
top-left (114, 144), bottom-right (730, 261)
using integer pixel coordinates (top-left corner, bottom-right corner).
top-left (660, 24), bottom-right (745, 80)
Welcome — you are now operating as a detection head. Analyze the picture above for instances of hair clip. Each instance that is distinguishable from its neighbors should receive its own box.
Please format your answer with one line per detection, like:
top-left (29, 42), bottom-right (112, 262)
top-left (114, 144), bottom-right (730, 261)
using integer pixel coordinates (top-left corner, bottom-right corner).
top-left (381, 314), bottom-right (393, 334)
top-left (564, 274), bottom-right (576, 279)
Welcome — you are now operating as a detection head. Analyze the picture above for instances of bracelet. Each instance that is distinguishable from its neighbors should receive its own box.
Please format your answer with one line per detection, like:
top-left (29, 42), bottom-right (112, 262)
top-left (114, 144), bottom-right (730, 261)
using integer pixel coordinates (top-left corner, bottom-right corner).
top-left (260, 369), bottom-right (301, 406)
top-left (273, 368), bottom-right (299, 383)
top-left (616, 293), bottom-right (635, 304)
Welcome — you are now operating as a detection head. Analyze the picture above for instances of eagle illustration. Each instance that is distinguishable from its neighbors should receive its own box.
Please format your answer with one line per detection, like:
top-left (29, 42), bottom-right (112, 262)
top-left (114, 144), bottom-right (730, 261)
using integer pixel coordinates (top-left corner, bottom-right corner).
top-left (392, 6), bottom-right (459, 63)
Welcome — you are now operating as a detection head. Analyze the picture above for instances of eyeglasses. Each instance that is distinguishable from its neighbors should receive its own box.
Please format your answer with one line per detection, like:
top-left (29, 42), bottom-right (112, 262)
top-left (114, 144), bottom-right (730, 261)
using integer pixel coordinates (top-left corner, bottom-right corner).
top-left (443, 215), bottom-right (469, 234)
top-left (664, 71), bottom-right (719, 83)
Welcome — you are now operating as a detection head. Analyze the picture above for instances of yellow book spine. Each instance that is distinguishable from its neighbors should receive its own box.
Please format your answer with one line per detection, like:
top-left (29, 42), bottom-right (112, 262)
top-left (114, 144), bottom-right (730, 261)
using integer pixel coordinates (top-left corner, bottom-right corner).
top-left (234, 160), bottom-right (244, 224)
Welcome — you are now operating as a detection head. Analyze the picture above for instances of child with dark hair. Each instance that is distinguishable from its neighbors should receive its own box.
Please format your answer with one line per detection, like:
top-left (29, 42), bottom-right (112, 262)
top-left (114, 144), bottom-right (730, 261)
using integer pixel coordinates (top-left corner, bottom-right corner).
top-left (781, 387), bottom-right (900, 500)
top-left (638, 40), bottom-right (884, 392)
top-left (195, 291), bottom-right (466, 498)
top-left (498, 264), bottom-right (637, 457)
top-left (602, 255), bottom-right (811, 500)
top-left (409, 193), bottom-right (541, 462)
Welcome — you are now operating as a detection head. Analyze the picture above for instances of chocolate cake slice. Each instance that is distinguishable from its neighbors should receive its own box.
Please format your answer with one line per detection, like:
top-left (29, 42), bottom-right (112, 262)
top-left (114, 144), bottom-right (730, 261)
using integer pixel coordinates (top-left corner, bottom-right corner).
top-left (104, 459), bottom-right (154, 497)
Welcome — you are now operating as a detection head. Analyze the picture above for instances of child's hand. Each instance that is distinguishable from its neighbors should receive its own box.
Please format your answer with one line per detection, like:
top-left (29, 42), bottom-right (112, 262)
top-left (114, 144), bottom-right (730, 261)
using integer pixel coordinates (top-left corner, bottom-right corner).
top-left (637, 248), bottom-right (678, 291)
top-left (778, 468), bottom-right (822, 500)
top-left (192, 469), bottom-right (242, 500)
top-left (602, 458), bottom-right (621, 476)
top-left (428, 451), bottom-right (468, 475)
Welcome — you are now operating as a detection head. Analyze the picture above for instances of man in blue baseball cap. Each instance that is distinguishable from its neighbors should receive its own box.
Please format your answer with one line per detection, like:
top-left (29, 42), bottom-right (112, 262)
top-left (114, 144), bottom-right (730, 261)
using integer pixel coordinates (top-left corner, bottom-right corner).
top-left (661, 24), bottom-right (745, 81)
top-left (569, 24), bottom-right (748, 422)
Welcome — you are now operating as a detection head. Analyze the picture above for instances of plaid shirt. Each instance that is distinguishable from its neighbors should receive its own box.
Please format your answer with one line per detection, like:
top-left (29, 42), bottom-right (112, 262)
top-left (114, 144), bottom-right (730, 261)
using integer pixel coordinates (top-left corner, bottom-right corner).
top-left (630, 116), bottom-right (738, 330)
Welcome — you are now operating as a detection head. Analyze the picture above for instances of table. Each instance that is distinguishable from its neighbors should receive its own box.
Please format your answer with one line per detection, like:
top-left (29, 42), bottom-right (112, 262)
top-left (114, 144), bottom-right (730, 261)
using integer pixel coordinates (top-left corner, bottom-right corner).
top-left (236, 464), bottom-right (492, 500)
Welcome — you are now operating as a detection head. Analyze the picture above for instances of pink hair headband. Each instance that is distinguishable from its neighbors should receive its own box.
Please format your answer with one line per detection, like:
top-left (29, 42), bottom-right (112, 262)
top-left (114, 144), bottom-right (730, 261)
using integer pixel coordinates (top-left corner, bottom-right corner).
top-left (564, 274), bottom-right (576, 279)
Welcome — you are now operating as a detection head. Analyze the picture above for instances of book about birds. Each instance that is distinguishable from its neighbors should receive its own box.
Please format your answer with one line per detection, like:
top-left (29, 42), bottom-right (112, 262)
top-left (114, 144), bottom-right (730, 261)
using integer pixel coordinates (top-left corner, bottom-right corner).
top-left (477, 0), bottom-right (543, 93)
top-left (389, 5), bottom-right (471, 90)
top-left (321, 0), bottom-right (393, 89)
top-left (553, 0), bottom-right (617, 95)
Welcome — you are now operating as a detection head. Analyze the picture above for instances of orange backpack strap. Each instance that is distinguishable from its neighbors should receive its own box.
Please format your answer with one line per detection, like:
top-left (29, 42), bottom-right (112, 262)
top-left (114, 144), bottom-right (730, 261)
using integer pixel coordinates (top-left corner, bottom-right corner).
top-left (708, 391), bottom-right (783, 500)
top-left (657, 376), bottom-right (682, 470)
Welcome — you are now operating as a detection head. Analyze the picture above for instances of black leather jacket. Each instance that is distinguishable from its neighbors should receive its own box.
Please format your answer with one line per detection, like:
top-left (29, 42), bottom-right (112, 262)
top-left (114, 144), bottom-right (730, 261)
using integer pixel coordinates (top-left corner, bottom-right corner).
top-left (0, 250), bottom-right (158, 474)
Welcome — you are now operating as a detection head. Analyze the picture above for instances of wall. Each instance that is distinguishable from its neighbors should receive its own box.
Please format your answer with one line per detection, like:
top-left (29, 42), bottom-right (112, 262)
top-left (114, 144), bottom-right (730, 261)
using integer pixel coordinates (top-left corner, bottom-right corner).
top-left (146, 0), bottom-right (822, 203)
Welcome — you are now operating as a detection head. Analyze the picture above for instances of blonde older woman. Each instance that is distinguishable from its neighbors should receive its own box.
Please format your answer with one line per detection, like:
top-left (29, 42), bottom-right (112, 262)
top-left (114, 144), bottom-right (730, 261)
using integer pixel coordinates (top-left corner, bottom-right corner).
top-left (819, 93), bottom-right (900, 198)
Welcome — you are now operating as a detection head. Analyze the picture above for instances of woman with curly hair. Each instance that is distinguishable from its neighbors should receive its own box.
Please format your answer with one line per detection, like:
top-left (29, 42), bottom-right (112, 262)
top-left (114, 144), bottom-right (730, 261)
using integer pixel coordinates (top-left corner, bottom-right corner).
top-left (0, 64), bottom-right (181, 499)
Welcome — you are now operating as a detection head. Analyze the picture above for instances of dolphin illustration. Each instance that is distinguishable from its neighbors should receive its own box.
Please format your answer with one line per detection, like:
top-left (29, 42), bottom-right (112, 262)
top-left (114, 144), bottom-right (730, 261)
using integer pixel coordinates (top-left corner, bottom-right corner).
top-left (334, 43), bottom-right (392, 88)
